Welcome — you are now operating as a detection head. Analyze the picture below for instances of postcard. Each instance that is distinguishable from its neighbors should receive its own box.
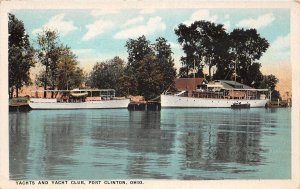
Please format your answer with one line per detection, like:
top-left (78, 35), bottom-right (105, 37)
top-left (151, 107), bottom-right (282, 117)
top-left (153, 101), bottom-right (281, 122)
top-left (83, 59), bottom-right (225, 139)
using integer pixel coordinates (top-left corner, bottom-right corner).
top-left (1, 1), bottom-right (299, 189)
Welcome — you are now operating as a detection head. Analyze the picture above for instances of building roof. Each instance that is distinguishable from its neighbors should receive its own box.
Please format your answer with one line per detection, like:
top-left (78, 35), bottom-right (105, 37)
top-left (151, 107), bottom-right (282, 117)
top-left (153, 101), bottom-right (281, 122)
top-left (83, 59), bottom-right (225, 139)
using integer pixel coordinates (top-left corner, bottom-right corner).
top-left (175, 79), bottom-right (268, 91)
top-left (175, 78), bottom-right (206, 91)
top-left (210, 80), bottom-right (253, 90)
top-left (208, 80), bottom-right (268, 91)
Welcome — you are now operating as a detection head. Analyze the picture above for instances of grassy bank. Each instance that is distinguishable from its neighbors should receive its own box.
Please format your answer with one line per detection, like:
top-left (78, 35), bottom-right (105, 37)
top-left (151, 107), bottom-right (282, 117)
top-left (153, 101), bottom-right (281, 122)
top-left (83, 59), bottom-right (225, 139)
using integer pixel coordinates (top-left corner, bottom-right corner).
top-left (9, 97), bottom-right (29, 105)
top-left (268, 100), bottom-right (291, 108)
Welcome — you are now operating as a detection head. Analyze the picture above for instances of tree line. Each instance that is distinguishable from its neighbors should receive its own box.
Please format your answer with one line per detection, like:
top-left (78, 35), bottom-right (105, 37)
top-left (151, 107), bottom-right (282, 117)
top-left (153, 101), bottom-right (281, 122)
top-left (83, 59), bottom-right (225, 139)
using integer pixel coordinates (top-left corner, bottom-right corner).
top-left (8, 14), bottom-right (280, 100)
top-left (175, 20), bottom-right (280, 100)
top-left (87, 36), bottom-right (176, 100)
top-left (8, 13), bottom-right (84, 98)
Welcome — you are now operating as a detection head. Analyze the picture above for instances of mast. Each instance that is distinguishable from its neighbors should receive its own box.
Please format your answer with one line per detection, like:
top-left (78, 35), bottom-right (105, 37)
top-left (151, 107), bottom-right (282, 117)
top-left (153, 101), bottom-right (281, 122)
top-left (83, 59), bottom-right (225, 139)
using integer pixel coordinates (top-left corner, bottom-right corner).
top-left (234, 60), bottom-right (237, 83)
top-left (193, 59), bottom-right (196, 92)
top-left (193, 59), bottom-right (196, 79)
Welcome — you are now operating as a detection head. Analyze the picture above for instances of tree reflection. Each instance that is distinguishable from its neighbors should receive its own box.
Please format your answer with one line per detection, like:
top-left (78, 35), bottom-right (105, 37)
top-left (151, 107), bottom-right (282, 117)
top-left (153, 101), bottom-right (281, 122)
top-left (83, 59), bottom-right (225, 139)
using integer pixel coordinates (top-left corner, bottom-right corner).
top-left (9, 108), bottom-right (288, 180)
top-left (126, 111), bottom-right (175, 179)
top-left (181, 110), bottom-right (270, 173)
top-left (214, 113), bottom-right (264, 165)
top-left (39, 113), bottom-right (86, 178)
top-left (9, 112), bottom-right (30, 179)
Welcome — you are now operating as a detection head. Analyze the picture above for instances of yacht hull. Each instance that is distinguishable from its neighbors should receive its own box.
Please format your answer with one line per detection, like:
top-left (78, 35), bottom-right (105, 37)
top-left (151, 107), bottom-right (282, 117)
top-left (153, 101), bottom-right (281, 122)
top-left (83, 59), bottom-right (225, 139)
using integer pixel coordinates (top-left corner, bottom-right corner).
top-left (28, 98), bottom-right (130, 109)
top-left (161, 95), bottom-right (268, 108)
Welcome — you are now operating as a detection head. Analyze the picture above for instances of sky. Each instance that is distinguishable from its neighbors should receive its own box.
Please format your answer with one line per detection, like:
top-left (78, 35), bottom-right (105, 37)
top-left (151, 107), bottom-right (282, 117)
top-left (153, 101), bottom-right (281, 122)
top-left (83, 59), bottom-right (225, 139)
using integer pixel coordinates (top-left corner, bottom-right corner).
top-left (10, 8), bottom-right (291, 95)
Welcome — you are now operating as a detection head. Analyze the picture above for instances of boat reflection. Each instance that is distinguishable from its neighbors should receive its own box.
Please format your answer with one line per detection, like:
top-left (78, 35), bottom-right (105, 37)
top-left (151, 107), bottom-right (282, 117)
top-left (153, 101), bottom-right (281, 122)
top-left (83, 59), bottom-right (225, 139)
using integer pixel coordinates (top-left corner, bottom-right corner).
top-left (9, 108), bottom-right (289, 180)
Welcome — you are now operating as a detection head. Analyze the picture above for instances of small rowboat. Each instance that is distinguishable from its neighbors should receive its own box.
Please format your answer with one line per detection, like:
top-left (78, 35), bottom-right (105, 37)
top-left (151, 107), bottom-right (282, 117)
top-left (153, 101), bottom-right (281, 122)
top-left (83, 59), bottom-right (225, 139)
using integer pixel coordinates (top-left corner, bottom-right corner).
top-left (70, 89), bottom-right (88, 97)
top-left (70, 91), bottom-right (88, 97)
top-left (231, 102), bottom-right (250, 109)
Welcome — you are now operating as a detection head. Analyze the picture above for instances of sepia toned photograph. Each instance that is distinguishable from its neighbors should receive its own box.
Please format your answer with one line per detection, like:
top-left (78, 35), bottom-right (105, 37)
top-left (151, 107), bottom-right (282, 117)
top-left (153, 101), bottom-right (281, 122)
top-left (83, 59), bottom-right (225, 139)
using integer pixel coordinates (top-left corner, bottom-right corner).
top-left (1, 1), bottom-right (299, 189)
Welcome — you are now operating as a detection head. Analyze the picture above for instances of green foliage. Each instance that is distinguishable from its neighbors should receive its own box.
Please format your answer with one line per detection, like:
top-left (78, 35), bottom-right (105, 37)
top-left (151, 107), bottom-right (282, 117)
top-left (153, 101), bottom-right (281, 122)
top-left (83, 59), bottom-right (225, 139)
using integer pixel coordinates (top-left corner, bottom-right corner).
top-left (259, 74), bottom-right (279, 91)
top-left (175, 21), bottom-right (229, 79)
top-left (134, 55), bottom-right (164, 99)
top-left (35, 30), bottom-right (84, 95)
top-left (88, 57), bottom-right (126, 96)
top-left (8, 13), bottom-right (35, 98)
top-left (125, 36), bottom-right (176, 100)
top-left (35, 45), bottom-right (84, 91)
top-left (175, 21), bottom-right (270, 89)
top-left (229, 28), bottom-right (269, 86)
top-left (57, 46), bottom-right (84, 90)
top-left (125, 35), bottom-right (154, 67)
top-left (154, 37), bottom-right (177, 93)
top-left (271, 90), bottom-right (281, 101)
top-left (36, 29), bottom-right (60, 97)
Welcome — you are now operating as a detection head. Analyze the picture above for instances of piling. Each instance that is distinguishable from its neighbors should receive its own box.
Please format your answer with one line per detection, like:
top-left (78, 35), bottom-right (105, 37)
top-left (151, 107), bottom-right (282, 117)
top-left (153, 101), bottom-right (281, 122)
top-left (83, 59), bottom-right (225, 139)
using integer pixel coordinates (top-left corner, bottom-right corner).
top-left (9, 103), bottom-right (31, 111)
top-left (127, 101), bottom-right (161, 111)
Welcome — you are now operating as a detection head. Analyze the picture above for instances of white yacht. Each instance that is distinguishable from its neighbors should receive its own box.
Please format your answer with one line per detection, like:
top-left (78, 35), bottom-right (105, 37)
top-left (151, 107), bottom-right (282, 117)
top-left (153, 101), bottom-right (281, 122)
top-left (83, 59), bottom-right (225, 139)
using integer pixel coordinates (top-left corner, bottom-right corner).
top-left (161, 79), bottom-right (269, 108)
top-left (28, 89), bottom-right (130, 110)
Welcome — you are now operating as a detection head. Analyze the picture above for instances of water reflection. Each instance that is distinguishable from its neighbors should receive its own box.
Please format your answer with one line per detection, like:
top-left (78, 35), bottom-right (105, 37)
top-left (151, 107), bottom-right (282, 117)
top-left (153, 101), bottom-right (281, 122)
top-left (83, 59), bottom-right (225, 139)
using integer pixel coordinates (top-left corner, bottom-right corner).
top-left (126, 111), bottom-right (175, 179)
top-left (214, 112), bottom-right (264, 165)
top-left (41, 113), bottom-right (86, 178)
top-left (9, 112), bottom-right (30, 179)
top-left (127, 111), bottom-right (174, 154)
top-left (9, 108), bottom-right (290, 180)
top-left (160, 108), bottom-right (289, 179)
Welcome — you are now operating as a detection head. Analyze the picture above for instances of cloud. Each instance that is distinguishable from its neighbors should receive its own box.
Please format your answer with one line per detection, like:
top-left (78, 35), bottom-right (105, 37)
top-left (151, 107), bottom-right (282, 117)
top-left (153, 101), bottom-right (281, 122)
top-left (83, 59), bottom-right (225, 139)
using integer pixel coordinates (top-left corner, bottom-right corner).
top-left (270, 33), bottom-right (290, 51)
top-left (168, 42), bottom-right (181, 49)
top-left (223, 14), bottom-right (231, 31)
top-left (182, 10), bottom-right (230, 31)
top-left (90, 9), bottom-right (120, 16)
top-left (139, 9), bottom-right (156, 14)
top-left (260, 33), bottom-right (290, 64)
top-left (121, 16), bottom-right (144, 28)
top-left (82, 20), bottom-right (114, 41)
top-left (236, 13), bottom-right (275, 29)
top-left (114, 16), bottom-right (166, 39)
top-left (72, 48), bottom-right (98, 60)
top-left (72, 48), bottom-right (96, 55)
top-left (184, 10), bottom-right (218, 26)
top-left (32, 14), bottom-right (77, 36)
top-left (223, 21), bottom-right (231, 31)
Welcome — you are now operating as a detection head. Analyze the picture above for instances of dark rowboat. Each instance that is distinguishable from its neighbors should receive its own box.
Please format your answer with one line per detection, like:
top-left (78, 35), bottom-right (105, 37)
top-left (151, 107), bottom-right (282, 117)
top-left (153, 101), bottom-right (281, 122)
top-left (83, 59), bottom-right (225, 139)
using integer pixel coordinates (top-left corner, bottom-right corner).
top-left (231, 102), bottom-right (250, 109)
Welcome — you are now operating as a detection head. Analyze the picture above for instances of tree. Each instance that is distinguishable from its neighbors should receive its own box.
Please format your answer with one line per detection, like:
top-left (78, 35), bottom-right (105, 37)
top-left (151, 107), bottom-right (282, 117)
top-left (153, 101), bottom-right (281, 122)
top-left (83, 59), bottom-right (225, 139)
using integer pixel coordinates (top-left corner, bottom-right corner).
top-left (56, 46), bottom-right (84, 90)
top-left (124, 36), bottom-right (177, 100)
top-left (153, 37), bottom-right (177, 92)
top-left (125, 36), bottom-right (154, 95)
top-left (125, 35), bottom-right (154, 68)
top-left (228, 28), bottom-right (269, 86)
top-left (175, 21), bottom-right (228, 80)
top-left (271, 90), bottom-right (281, 101)
top-left (259, 74), bottom-right (280, 100)
top-left (178, 56), bottom-right (195, 78)
top-left (36, 29), bottom-right (60, 97)
top-left (260, 74), bottom-right (278, 91)
top-left (8, 13), bottom-right (35, 98)
top-left (35, 45), bottom-right (84, 93)
top-left (88, 57), bottom-right (126, 96)
top-left (134, 55), bottom-right (164, 100)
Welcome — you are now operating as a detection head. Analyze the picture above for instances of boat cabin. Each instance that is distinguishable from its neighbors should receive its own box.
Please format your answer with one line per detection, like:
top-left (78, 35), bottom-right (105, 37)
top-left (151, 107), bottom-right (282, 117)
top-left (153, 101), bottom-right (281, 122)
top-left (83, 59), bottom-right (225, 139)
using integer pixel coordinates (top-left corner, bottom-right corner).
top-left (30, 89), bottom-right (117, 103)
top-left (174, 78), bottom-right (268, 100)
top-left (174, 78), bottom-right (208, 96)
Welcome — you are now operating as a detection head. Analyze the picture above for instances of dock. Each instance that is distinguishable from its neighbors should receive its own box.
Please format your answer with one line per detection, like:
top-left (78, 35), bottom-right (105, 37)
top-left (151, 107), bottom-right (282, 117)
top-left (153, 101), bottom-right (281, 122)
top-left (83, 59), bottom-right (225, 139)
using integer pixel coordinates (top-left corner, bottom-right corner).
top-left (127, 101), bottom-right (161, 111)
top-left (9, 103), bottom-right (31, 111)
top-left (9, 101), bottom-right (161, 111)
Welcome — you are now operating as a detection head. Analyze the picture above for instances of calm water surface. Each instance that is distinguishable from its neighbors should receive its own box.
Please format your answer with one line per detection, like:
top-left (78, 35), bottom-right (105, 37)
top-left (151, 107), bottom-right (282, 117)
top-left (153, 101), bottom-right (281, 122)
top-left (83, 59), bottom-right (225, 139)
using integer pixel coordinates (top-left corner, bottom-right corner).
top-left (9, 108), bottom-right (291, 180)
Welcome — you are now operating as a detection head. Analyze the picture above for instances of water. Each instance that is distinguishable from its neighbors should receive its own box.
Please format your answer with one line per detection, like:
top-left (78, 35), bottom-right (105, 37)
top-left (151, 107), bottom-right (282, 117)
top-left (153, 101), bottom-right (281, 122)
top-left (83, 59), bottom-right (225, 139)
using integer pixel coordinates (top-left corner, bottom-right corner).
top-left (9, 108), bottom-right (291, 180)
